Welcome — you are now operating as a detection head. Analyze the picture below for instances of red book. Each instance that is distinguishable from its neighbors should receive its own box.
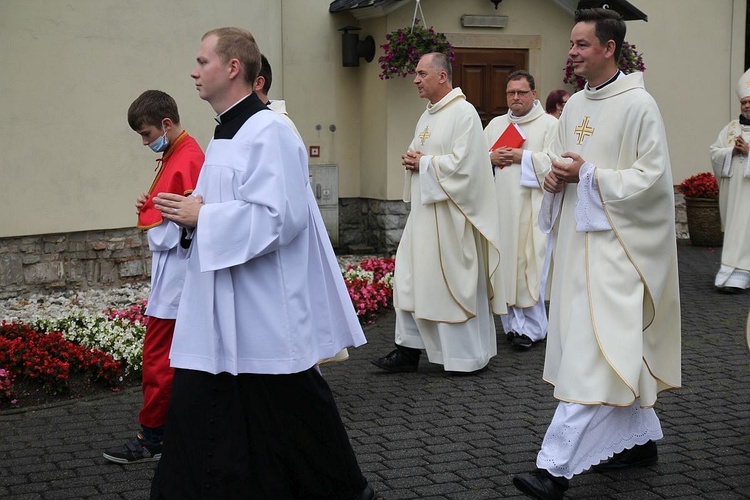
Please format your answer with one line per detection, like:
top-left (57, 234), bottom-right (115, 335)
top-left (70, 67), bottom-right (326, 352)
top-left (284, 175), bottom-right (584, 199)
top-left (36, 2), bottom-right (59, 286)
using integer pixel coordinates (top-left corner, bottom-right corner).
top-left (489, 122), bottom-right (526, 151)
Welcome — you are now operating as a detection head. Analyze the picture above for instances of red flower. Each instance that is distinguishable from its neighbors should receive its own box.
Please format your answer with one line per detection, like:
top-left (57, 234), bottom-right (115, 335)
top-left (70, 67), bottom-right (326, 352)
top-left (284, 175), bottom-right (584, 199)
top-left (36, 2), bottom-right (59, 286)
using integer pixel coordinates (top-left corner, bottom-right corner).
top-left (677, 172), bottom-right (719, 200)
top-left (0, 321), bottom-right (122, 395)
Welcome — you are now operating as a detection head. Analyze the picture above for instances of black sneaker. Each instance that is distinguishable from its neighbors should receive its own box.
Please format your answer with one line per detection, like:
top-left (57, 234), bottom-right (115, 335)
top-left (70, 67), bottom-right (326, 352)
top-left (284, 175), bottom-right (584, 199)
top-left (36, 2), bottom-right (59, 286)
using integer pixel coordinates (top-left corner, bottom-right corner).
top-left (103, 432), bottom-right (162, 464)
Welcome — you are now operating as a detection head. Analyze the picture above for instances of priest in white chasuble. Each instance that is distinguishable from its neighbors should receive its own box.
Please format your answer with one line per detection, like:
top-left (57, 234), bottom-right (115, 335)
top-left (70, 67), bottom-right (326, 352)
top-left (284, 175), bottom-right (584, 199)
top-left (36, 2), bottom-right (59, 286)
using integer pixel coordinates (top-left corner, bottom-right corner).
top-left (709, 68), bottom-right (750, 293)
top-left (371, 52), bottom-right (506, 374)
top-left (149, 27), bottom-right (376, 500)
top-left (513, 9), bottom-right (681, 500)
top-left (484, 70), bottom-right (558, 350)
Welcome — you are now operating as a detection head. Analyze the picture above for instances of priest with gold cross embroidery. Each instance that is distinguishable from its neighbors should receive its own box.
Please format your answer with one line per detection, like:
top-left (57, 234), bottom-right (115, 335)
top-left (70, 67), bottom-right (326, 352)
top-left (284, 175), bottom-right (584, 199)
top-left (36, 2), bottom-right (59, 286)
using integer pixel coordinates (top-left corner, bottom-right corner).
top-left (371, 52), bottom-right (506, 374)
top-left (513, 9), bottom-right (681, 500)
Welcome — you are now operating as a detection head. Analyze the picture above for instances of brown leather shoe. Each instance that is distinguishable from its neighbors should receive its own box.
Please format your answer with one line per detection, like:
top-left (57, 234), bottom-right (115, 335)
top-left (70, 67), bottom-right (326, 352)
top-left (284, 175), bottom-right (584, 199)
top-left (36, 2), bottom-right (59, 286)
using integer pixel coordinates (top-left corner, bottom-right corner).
top-left (513, 469), bottom-right (569, 500)
top-left (592, 440), bottom-right (658, 471)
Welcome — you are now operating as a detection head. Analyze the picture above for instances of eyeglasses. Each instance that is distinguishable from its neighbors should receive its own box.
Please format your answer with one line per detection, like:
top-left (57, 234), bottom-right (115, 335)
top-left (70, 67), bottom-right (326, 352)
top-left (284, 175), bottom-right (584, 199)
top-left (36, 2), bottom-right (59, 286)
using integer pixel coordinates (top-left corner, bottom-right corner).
top-left (506, 90), bottom-right (532, 97)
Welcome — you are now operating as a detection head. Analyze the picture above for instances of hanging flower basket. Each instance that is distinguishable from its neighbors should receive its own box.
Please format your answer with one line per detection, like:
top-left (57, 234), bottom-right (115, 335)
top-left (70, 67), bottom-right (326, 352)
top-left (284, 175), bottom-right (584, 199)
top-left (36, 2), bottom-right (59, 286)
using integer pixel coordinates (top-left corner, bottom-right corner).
top-left (378, 20), bottom-right (454, 80)
top-left (563, 41), bottom-right (645, 90)
top-left (677, 172), bottom-right (723, 247)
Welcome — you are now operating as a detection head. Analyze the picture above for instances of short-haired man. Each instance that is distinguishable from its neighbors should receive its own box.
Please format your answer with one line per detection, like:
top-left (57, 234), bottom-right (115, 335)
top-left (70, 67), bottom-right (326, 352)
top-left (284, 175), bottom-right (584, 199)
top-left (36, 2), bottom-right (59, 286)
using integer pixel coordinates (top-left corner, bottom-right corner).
top-left (709, 68), bottom-right (750, 293)
top-left (484, 70), bottom-right (558, 350)
top-left (372, 52), bottom-right (506, 374)
top-left (150, 27), bottom-right (375, 499)
top-left (253, 53), bottom-right (302, 138)
top-left (103, 90), bottom-right (203, 464)
top-left (513, 9), bottom-right (681, 499)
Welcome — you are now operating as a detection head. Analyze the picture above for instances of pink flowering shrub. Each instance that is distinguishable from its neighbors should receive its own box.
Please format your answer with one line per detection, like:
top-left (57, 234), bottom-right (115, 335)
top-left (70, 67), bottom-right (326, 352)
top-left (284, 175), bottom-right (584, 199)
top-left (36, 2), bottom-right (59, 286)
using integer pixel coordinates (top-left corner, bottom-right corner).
top-left (343, 258), bottom-right (395, 323)
top-left (104, 299), bottom-right (149, 326)
top-left (378, 21), bottom-right (454, 79)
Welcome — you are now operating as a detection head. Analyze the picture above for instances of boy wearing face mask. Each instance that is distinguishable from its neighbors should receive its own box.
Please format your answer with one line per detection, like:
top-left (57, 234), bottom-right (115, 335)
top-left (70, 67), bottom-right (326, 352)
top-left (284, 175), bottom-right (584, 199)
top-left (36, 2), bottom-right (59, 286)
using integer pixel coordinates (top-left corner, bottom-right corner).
top-left (103, 90), bottom-right (204, 464)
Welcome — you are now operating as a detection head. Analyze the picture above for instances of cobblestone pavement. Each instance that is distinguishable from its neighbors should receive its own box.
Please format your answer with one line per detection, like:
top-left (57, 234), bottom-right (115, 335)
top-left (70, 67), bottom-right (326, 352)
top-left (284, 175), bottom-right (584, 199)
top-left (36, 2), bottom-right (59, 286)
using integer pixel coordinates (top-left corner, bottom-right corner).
top-left (1, 241), bottom-right (749, 499)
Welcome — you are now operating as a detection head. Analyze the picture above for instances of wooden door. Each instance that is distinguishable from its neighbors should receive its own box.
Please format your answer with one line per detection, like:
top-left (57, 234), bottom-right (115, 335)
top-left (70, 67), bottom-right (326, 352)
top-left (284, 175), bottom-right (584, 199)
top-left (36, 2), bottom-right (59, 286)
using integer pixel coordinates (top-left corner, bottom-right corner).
top-left (452, 48), bottom-right (529, 127)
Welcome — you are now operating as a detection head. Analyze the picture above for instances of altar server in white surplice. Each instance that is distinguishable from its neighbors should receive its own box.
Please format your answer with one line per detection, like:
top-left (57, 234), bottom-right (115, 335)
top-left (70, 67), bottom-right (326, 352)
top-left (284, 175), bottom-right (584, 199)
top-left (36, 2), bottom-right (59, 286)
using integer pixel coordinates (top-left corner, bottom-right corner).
top-left (371, 52), bottom-right (506, 374)
top-left (484, 70), bottom-right (558, 350)
top-left (149, 27), bottom-right (376, 500)
top-left (513, 9), bottom-right (681, 500)
top-left (709, 68), bottom-right (750, 293)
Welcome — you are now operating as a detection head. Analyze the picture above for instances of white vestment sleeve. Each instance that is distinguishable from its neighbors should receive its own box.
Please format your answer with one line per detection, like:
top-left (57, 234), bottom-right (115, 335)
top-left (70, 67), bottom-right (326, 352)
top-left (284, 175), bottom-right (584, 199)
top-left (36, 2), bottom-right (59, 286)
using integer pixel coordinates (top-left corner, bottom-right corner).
top-left (720, 149), bottom-right (733, 178)
top-left (419, 154), bottom-right (449, 204)
top-left (575, 162), bottom-right (611, 232)
top-left (146, 220), bottom-right (181, 252)
top-left (520, 149), bottom-right (541, 188)
top-left (196, 122), bottom-right (309, 272)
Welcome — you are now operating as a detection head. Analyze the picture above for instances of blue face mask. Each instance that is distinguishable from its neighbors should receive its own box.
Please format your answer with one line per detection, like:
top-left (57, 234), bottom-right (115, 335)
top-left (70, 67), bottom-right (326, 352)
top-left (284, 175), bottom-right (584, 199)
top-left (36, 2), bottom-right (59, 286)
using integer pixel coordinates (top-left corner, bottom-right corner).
top-left (148, 128), bottom-right (170, 153)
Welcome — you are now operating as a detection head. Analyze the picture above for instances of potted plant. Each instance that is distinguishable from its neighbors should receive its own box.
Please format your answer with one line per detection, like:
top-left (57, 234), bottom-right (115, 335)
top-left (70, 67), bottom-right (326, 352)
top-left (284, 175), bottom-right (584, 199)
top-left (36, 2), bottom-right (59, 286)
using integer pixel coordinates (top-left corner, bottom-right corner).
top-left (564, 41), bottom-right (645, 90)
top-left (378, 20), bottom-right (453, 80)
top-left (677, 172), bottom-right (722, 247)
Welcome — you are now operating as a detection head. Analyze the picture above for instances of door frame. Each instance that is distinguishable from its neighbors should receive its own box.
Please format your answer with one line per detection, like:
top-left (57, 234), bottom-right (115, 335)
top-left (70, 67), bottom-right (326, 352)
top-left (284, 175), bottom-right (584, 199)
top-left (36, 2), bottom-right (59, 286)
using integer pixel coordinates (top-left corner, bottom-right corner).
top-left (446, 33), bottom-right (542, 82)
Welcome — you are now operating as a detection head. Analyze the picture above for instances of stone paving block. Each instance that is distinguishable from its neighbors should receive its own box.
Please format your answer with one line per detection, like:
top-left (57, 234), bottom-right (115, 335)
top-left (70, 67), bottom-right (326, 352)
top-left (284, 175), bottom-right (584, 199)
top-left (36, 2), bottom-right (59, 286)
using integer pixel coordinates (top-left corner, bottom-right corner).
top-left (8, 481), bottom-right (48, 495)
top-left (427, 460), bottom-right (475, 474)
top-left (29, 469), bottom-right (77, 483)
top-left (386, 475), bottom-right (433, 489)
top-left (380, 487), bottom-right (418, 500)
top-left (42, 485), bottom-right (102, 499)
top-left (410, 481), bottom-right (467, 496)
top-left (456, 465), bottom-right (500, 480)
top-left (447, 487), bottom-right (499, 499)
top-left (424, 451), bottom-right (474, 464)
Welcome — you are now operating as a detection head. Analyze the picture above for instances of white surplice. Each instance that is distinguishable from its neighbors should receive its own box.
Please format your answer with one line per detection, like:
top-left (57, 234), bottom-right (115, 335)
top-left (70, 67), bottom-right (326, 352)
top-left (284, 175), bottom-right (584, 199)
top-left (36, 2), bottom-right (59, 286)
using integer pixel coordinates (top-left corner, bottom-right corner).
top-left (169, 110), bottom-right (365, 375)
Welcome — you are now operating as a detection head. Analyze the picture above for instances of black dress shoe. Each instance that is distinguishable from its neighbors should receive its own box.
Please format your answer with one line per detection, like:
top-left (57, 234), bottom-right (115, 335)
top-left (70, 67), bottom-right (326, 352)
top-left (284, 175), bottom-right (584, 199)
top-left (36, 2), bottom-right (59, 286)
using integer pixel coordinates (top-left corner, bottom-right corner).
top-left (354, 483), bottom-right (376, 500)
top-left (717, 285), bottom-right (745, 294)
top-left (592, 440), bottom-right (658, 471)
top-left (513, 468), bottom-right (569, 500)
top-left (512, 333), bottom-right (534, 349)
top-left (371, 348), bottom-right (419, 372)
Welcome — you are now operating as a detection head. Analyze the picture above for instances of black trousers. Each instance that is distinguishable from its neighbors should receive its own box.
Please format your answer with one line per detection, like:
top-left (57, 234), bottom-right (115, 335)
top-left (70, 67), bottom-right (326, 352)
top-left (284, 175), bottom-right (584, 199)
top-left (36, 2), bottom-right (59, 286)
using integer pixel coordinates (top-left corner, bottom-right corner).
top-left (151, 367), bottom-right (367, 500)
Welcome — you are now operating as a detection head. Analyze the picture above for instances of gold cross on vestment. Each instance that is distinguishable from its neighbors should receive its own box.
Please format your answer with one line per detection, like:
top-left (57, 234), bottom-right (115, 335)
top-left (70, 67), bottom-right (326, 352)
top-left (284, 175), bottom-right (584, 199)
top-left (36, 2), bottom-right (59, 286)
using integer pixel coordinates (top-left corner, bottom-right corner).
top-left (574, 116), bottom-right (594, 145)
top-left (419, 126), bottom-right (431, 146)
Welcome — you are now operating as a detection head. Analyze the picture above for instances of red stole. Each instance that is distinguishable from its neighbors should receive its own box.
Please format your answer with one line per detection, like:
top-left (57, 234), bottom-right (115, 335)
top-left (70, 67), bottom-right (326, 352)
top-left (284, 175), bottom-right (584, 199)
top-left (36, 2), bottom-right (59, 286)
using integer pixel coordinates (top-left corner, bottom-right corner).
top-left (137, 130), bottom-right (204, 230)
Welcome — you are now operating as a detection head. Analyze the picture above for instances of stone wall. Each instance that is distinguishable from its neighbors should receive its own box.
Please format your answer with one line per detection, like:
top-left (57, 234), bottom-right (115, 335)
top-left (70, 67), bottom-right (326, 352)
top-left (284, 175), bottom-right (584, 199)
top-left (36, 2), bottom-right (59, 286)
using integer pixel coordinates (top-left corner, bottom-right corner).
top-left (0, 228), bottom-right (150, 299)
top-left (0, 194), bottom-right (691, 299)
top-left (339, 198), bottom-right (409, 254)
top-left (340, 193), bottom-right (690, 252)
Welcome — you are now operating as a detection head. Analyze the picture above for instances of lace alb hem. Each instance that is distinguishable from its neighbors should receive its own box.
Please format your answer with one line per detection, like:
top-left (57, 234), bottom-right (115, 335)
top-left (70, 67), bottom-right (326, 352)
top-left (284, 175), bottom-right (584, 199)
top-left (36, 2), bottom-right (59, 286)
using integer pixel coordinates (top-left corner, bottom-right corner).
top-left (536, 400), bottom-right (663, 479)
